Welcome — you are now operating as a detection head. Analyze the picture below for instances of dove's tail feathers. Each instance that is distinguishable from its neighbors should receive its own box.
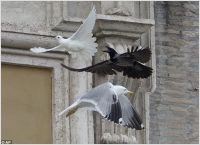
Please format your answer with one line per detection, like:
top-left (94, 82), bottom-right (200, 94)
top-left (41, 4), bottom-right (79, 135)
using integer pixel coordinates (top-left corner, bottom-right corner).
top-left (82, 36), bottom-right (98, 55)
top-left (58, 101), bottom-right (79, 117)
top-left (68, 51), bottom-right (78, 59)
top-left (84, 45), bottom-right (98, 56)
top-left (79, 48), bottom-right (97, 64)
top-left (76, 38), bottom-right (98, 64)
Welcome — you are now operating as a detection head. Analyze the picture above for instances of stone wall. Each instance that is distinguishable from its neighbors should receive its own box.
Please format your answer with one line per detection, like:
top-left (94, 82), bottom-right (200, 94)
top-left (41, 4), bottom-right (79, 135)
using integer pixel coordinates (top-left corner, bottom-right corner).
top-left (150, 1), bottom-right (199, 143)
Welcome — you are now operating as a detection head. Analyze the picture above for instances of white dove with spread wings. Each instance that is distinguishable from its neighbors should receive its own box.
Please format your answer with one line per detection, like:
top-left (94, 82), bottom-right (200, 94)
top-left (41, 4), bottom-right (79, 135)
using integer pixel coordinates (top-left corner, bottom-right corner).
top-left (30, 7), bottom-right (97, 62)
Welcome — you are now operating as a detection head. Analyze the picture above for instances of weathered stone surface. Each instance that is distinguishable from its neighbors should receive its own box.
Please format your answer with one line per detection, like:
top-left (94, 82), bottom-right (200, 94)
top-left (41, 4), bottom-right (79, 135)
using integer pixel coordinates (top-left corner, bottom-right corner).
top-left (150, 1), bottom-right (199, 144)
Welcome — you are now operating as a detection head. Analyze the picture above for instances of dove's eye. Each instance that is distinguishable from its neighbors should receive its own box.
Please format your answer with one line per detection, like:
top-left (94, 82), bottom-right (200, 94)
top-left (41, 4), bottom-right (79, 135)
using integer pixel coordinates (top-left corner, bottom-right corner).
top-left (56, 36), bottom-right (60, 39)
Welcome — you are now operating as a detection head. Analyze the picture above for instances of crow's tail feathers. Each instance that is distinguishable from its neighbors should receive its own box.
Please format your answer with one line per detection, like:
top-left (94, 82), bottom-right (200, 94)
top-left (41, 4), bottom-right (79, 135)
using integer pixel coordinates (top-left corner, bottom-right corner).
top-left (61, 63), bottom-right (87, 72)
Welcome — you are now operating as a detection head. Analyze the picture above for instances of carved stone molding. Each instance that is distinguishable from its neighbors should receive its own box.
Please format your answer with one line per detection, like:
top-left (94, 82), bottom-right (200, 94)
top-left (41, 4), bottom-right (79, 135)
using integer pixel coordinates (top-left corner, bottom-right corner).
top-left (105, 7), bottom-right (132, 16)
top-left (2, 14), bottom-right (154, 52)
top-left (101, 133), bottom-right (137, 144)
top-left (53, 14), bottom-right (154, 41)
top-left (1, 31), bottom-right (57, 50)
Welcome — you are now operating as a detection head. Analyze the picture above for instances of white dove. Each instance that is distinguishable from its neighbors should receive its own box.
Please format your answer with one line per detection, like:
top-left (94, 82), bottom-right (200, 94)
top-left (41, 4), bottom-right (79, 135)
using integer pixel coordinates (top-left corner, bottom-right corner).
top-left (30, 7), bottom-right (98, 62)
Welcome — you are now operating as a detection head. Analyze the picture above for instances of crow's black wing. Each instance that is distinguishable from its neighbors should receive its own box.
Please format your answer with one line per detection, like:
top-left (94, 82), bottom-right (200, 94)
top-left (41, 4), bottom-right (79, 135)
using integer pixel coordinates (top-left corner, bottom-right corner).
top-left (121, 47), bottom-right (151, 63)
top-left (61, 61), bottom-right (117, 75)
top-left (132, 47), bottom-right (151, 63)
top-left (61, 57), bottom-right (152, 78)
top-left (121, 61), bottom-right (153, 79)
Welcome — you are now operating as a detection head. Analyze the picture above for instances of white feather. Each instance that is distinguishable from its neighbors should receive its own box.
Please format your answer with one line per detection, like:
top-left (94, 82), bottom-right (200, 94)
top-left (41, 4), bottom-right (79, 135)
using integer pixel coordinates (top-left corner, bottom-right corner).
top-left (67, 6), bottom-right (98, 58)
top-left (30, 7), bottom-right (97, 62)
top-left (58, 101), bottom-right (79, 117)
top-left (70, 6), bottom-right (96, 42)
top-left (30, 45), bottom-right (62, 53)
top-left (58, 107), bottom-right (70, 116)
top-left (30, 47), bottom-right (48, 53)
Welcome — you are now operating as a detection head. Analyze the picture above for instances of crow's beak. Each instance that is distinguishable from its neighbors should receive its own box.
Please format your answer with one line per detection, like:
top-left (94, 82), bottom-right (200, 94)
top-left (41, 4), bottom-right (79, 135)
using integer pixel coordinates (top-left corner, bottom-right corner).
top-left (127, 91), bottom-right (134, 97)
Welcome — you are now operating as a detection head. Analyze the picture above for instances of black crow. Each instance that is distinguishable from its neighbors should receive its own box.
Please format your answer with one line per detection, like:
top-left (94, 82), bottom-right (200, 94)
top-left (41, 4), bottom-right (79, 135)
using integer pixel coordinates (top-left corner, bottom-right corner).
top-left (61, 46), bottom-right (153, 79)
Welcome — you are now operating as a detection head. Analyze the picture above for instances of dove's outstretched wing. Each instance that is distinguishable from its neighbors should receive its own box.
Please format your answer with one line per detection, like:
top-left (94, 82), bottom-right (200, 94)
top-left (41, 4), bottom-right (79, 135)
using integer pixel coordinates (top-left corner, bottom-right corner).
top-left (30, 45), bottom-right (63, 53)
top-left (70, 6), bottom-right (96, 41)
top-left (69, 6), bottom-right (97, 58)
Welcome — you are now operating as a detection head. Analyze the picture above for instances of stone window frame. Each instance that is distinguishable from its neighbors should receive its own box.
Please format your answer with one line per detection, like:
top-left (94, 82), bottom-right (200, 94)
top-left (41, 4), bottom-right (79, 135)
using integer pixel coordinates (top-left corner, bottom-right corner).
top-left (1, 48), bottom-right (70, 144)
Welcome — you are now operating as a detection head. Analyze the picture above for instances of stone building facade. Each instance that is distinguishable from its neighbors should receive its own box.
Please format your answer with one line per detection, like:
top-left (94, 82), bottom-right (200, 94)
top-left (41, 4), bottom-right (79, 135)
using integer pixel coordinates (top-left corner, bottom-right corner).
top-left (1, 1), bottom-right (199, 144)
top-left (150, 1), bottom-right (199, 143)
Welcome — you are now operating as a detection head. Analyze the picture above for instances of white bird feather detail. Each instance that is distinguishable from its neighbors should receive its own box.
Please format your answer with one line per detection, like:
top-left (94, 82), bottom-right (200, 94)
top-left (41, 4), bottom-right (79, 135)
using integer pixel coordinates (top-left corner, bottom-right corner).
top-left (30, 7), bottom-right (97, 62)
top-left (30, 45), bottom-right (63, 53)
top-left (58, 82), bottom-right (144, 130)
